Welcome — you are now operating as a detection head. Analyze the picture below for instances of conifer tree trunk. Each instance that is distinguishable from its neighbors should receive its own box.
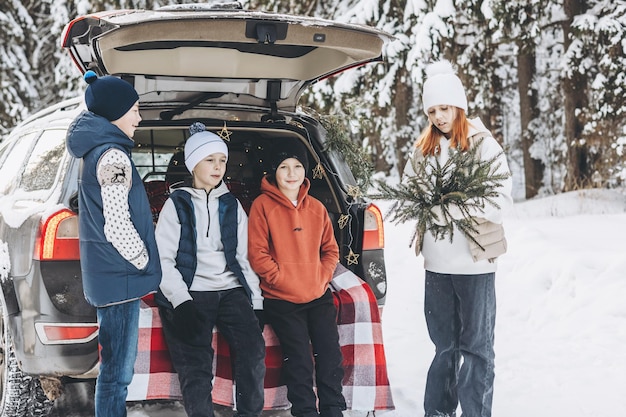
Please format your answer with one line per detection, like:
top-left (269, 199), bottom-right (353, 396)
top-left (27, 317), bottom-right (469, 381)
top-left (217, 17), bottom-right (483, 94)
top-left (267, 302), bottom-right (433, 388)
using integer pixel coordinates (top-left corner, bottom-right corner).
top-left (393, 66), bottom-right (413, 174)
top-left (517, 48), bottom-right (544, 198)
top-left (562, 0), bottom-right (589, 191)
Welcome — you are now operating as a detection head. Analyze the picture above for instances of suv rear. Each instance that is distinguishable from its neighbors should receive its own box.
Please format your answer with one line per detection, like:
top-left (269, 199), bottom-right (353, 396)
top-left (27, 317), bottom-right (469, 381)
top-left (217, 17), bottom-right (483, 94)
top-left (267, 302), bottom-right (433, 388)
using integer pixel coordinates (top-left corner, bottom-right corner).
top-left (0, 3), bottom-right (390, 415)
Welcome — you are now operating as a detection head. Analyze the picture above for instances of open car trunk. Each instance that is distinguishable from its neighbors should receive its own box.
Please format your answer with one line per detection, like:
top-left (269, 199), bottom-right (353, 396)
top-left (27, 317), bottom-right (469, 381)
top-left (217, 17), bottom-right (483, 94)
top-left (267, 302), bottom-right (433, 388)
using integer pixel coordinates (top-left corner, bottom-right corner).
top-left (62, 5), bottom-right (393, 113)
top-left (130, 117), bottom-right (386, 304)
top-left (134, 120), bottom-right (349, 254)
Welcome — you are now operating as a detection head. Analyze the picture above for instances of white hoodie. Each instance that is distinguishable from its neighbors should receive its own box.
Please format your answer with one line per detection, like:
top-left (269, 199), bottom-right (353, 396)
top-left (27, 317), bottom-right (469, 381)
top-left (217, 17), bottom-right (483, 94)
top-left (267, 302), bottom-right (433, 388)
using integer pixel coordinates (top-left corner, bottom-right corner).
top-left (155, 181), bottom-right (263, 309)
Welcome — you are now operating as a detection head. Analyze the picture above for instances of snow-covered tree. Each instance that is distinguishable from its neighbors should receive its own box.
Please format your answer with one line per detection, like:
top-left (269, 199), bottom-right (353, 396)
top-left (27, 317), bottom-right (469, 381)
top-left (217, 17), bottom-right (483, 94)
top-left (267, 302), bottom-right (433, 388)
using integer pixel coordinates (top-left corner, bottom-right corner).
top-left (0, 0), bottom-right (37, 136)
top-left (0, 0), bottom-right (183, 135)
top-left (490, 0), bottom-right (547, 198)
top-left (2, 0), bottom-right (625, 195)
top-left (565, 0), bottom-right (626, 189)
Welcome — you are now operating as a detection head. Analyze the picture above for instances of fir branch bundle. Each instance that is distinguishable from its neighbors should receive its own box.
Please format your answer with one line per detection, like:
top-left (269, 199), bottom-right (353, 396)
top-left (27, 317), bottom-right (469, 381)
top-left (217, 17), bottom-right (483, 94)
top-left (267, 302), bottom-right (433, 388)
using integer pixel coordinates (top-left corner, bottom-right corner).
top-left (320, 113), bottom-right (374, 190)
top-left (370, 138), bottom-right (510, 249)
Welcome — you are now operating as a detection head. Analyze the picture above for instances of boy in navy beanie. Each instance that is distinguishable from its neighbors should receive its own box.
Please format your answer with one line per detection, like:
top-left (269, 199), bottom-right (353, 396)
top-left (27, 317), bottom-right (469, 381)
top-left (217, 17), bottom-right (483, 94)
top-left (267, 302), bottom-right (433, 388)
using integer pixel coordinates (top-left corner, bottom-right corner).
top-left (66, 70), bottom-right (161, 417)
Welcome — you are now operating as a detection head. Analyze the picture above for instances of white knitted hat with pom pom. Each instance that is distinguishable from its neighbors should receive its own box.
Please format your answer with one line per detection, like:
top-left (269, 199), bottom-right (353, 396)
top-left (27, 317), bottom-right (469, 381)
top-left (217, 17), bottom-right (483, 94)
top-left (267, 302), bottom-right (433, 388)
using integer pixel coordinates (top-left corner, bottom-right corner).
top-left (421, 60), bottom-right (468, 115)
top-left (184, 122), bottom-right (229, 172)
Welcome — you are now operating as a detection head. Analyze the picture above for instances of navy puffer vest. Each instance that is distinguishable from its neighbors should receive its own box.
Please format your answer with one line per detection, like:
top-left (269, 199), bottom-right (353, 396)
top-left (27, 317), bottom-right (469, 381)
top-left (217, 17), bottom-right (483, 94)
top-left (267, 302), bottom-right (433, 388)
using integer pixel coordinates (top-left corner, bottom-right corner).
top-left (155, 189), bottom-right (251, 309)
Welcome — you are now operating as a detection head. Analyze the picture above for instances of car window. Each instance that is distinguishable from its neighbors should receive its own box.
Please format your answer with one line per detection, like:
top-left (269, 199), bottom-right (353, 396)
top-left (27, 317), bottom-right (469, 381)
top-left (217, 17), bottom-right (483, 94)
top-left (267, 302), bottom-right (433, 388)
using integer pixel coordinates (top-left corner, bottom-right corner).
top-left (0, 131), bottom-right (37, 196)
top-left (19, 129), bottom-right (68, 193)
top-left (327, 149), bottom-right (358, 187)
top-left (133, 148), bottom-right (174, 181)
top-left (132, 128), bottom-right (185, 181)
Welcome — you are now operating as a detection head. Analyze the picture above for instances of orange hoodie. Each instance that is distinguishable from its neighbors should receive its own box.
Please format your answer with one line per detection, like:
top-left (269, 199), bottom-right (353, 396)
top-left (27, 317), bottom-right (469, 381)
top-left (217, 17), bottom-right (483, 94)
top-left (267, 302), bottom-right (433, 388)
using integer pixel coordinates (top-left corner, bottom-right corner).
top-left (248, 176), bottom-right (339, 304)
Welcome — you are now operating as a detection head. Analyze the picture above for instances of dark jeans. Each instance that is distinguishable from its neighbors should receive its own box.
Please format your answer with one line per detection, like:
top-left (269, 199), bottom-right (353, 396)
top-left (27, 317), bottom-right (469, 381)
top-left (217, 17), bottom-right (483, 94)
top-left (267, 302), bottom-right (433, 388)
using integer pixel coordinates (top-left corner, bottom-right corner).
top-left (264, 289), bottom-right (346, 417)
top-left (95, 299), bottom-right (140, 417)
top-left (423, 271), bottom-right (496, 417)
top-left (159, 288), bottom-right (266, 417)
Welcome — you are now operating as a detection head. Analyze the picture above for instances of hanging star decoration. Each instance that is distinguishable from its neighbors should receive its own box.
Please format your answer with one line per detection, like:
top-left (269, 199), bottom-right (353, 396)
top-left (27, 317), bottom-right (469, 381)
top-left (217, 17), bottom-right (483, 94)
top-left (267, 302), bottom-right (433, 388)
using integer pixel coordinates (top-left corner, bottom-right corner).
top-left (338, 214), bottom-right (350, 230)
top-left (218, 122), bottom-right (232, 141)
top-left (313, 163), bottom-right (324, 180)
top-left (345, 249), bottom-right (360, 266)
top-left (312, 163), bottom-right (325, 180)
top-left (347, 185), bottom-right (362, 199)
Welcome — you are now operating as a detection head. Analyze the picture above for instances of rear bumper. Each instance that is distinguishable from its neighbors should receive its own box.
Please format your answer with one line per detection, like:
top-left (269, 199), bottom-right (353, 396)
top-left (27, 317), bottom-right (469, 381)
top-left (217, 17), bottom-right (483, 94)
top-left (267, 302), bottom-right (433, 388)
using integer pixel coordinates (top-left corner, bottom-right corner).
top-left (6, 261), bottom-right (98, 376)
top-left (8, 312), bottom-right (99, 376)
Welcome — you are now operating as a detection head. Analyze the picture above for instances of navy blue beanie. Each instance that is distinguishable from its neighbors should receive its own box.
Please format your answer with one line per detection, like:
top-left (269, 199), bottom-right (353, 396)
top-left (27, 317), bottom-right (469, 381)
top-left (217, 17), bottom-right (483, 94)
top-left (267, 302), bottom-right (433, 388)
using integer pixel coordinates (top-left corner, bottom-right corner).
top-left (83, 70), bottom-right (139, 121)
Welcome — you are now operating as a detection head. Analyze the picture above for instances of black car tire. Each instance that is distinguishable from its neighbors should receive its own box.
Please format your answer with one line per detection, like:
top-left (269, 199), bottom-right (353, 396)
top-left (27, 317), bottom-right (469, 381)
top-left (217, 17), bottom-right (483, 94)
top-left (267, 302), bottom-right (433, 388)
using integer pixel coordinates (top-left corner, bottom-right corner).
top-left (0, 305), bottom-right (54, 417)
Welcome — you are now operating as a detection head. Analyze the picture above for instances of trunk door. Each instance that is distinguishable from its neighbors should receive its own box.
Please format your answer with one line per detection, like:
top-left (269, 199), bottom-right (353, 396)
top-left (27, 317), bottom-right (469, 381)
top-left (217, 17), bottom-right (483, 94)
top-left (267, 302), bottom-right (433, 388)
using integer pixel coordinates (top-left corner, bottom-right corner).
top-left (62, 5), bottom-right (392, 113)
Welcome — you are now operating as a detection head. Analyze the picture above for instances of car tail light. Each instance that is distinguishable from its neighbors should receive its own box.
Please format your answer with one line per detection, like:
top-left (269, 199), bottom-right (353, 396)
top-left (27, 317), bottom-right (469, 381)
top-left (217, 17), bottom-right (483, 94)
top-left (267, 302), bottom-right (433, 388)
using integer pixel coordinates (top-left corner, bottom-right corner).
top-left (35, 323), bottom-right (98, 345)
top-left (362, 204), bottom-right (385, 250)
top-left (35, 209), bottom-right (80, 261)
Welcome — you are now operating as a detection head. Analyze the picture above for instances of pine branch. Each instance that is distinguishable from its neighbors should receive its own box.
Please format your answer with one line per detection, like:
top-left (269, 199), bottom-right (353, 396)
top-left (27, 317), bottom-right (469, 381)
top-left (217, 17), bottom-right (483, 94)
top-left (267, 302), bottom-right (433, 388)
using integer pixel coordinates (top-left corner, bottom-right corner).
top-left (370, 138), bottom-right (510, 247)
top-left (320, 113), bottom-right (374, 189)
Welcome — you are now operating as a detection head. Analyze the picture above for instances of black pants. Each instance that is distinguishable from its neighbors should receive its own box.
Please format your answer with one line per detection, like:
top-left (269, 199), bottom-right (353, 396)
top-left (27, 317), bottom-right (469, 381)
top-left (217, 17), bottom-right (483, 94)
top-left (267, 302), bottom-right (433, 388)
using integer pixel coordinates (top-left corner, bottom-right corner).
top-left (264, 289), bottom-right (346, 417)
top-left (159, 288), bottom-right (266, 417)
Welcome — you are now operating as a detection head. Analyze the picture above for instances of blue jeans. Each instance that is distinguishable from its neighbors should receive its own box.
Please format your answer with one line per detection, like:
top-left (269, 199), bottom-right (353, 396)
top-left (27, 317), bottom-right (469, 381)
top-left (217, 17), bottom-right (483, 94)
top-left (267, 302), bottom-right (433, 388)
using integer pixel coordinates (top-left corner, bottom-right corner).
top-left (95, 299), bottom-right (140, 417)
top-left (423, 272), bottom-right (496, 417)
top-left (159, 288), bottom-right (265, 417)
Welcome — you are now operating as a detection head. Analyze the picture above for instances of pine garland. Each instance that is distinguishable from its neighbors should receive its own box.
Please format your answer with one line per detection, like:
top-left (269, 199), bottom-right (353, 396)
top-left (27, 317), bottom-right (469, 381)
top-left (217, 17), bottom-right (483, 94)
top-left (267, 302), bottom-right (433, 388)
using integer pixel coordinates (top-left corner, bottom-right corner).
top-left (320, 113), bottom-right (374, 190)
top-left (370, 138), bottom-right (510, 249)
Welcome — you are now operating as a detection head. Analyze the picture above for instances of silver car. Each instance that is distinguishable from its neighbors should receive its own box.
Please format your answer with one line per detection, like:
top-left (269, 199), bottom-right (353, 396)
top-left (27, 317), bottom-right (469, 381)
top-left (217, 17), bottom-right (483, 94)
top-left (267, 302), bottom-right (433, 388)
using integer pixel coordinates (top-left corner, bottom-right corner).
top-left (0, 3), bottom-right (391, 415)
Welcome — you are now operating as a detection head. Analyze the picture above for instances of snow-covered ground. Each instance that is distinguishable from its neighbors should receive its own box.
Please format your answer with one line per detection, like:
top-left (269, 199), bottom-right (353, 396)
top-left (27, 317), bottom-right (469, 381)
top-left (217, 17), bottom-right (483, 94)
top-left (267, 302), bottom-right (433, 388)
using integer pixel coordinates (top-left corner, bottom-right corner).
top-left (381, 188), bottom-right (626, 417)
top-left (126, 188), bottom-right (626, 417)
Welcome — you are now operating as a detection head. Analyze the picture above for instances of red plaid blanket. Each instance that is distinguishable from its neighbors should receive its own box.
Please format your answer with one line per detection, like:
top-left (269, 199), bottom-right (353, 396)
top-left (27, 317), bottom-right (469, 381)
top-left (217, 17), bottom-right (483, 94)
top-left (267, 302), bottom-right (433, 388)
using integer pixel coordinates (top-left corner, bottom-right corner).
top-left (128, 264), bottom-right (394, 411)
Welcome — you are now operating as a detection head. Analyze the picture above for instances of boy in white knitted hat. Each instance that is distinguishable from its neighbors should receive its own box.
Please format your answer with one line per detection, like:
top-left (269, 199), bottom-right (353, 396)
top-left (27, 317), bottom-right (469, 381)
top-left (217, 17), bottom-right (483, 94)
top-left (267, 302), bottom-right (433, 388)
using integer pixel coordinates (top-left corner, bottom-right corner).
top-left (154, 122), bottom-right (266, 417)
top-left (403, 60), bottom-right (513, 417)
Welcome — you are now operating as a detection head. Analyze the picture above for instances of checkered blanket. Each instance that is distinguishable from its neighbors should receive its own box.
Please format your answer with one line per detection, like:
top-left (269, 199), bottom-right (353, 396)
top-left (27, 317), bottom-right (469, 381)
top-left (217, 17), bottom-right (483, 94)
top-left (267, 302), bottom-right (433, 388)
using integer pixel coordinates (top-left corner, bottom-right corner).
top-left (127, 264), bottom-right (394, 411)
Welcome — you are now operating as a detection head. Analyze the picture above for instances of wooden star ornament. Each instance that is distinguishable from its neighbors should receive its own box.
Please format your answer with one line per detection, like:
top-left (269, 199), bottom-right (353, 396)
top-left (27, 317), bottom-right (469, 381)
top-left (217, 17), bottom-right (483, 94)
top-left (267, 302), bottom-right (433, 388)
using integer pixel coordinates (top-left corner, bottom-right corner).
top-left (218, 122), bottom-right (232, 141)
top-left (345, 249), bottom-right (360, 266)
top-left (347, 185), bottom-right (362, 199)
top-left (312, 163), bottom-right (325, 180)
top-left (338, 214), bottom-right (350, 229)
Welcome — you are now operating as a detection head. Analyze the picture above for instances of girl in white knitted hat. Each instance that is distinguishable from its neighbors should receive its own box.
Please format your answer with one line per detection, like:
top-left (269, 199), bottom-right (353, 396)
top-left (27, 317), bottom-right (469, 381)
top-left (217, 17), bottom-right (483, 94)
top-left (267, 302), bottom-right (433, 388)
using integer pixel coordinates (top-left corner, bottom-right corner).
top-left (404, 60), bottom-right (513, 417)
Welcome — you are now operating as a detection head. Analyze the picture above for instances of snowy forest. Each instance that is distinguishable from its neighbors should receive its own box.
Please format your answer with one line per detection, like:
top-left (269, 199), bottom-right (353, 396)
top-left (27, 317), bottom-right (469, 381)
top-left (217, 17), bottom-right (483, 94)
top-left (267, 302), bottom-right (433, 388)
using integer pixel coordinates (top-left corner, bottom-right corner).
top-left (1, 0), bottom-right (625, 200)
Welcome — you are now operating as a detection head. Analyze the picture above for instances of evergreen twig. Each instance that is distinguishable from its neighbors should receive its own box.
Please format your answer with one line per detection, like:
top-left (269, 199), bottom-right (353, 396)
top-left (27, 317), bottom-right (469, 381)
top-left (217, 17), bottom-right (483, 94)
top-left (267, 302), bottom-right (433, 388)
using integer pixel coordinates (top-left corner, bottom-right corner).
top-left (370, 138), bottom-right (510, 248)
top-left (320, 113), bottom-right (374, 190)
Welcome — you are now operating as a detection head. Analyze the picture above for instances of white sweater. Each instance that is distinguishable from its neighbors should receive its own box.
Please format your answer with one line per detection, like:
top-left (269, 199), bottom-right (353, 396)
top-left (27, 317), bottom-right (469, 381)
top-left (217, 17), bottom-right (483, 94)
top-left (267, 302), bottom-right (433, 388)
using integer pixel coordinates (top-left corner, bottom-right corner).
top-left (155, 182), bottom-right (263, 309)
top-left (406, 117), bottom-right (514, 275)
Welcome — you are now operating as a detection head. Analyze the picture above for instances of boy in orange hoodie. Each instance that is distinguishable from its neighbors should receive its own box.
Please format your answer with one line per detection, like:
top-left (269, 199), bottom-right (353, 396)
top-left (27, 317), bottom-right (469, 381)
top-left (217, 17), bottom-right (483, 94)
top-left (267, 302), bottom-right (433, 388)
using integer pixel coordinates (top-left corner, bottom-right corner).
top-left (247, 139), bottom-right (346, 417)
